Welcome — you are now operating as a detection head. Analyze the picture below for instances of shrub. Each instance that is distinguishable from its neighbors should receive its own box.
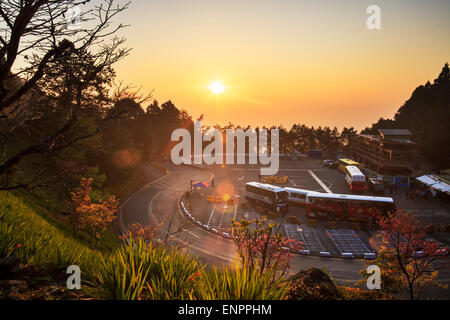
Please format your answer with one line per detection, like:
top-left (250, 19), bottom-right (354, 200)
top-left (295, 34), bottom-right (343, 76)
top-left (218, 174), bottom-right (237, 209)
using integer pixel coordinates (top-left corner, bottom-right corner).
top-left (94, 239), bottom-right (204, 300)
top-left (200, 263), bottom-right (288, 300)
top-left (93, 238), bottom-right (288, 300)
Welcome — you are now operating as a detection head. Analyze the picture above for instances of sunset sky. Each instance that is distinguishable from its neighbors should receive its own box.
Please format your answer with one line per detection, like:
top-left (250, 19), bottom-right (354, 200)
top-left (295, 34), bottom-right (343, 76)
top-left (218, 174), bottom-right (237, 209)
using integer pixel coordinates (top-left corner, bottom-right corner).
top-left (113, 0), bottom-right (450, 131)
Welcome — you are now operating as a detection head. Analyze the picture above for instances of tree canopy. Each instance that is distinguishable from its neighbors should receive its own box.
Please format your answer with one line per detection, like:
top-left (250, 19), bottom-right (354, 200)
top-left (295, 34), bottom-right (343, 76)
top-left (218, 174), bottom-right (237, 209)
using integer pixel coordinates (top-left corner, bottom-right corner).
top-left (363, 63), bottom-right (450, 169)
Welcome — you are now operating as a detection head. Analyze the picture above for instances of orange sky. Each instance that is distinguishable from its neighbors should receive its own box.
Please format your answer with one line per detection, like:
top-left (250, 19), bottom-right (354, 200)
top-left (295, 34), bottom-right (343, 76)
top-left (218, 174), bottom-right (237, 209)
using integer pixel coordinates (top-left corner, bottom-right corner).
top-left (113, 0), bottom-right (450, 131)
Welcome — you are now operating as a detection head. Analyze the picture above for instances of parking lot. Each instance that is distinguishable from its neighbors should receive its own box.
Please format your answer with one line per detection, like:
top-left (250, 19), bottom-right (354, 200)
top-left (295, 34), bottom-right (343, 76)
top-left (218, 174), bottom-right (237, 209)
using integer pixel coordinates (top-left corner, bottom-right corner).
top-left (184, 157), bottom-right (450, 258)
top-left (285, 224), bottom-right (325, 253)
top-left (326, 229), bottom-right (375, 258)
top-left (205, 203), bottom-right (238, 232)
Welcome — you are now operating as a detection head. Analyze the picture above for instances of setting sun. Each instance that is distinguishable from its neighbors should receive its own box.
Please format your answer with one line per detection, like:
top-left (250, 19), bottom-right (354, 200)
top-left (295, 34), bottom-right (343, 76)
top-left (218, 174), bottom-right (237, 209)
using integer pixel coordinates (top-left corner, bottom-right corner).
top-left (208, 80), bottom-right (225, 95)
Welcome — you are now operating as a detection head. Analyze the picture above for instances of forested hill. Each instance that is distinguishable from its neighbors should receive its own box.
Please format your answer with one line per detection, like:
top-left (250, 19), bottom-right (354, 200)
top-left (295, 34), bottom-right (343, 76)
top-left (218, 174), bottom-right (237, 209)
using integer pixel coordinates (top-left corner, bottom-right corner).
top-left (362, 63), bottom-right (450, 169)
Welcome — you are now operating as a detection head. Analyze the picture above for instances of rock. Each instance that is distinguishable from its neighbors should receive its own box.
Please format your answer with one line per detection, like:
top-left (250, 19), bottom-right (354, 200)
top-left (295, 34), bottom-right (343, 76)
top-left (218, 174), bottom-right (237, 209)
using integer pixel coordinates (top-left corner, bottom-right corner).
top-left (285, 268), bottom-right (342, 300)
top-left (7, 292), bottom-right (25, 300)
top-left (20, 264), bottom-right (40, 276)
top-left (0, 279), bottom-right (28, 300)
top-left (0, 257), bottom-right (21, 279)
top-left (59, 290), bottom-right (80, 300)
top-left (7, 279), bottom-right (28, 292)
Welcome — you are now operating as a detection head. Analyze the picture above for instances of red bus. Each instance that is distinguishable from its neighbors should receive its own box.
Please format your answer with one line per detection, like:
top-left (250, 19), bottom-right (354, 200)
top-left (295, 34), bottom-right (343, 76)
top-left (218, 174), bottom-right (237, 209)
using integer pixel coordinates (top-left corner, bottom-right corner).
top-left (345, 165), bottom-right (366, 192)
top-left (305, 192), bottom-right (394, 222)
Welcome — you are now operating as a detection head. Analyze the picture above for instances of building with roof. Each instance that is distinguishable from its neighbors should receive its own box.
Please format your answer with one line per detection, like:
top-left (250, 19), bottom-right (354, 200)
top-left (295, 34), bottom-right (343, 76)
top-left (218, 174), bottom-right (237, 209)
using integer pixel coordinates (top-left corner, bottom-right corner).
top-left (416, 174), bottom-right (450, 197)
top-left (348, 129), bottom-right (420, 177)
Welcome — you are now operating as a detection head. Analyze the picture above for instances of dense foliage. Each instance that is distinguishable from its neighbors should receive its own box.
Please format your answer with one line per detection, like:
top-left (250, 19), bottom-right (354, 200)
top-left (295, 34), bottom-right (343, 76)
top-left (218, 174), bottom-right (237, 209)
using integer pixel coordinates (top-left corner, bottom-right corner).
top-left (360, 210), bottom-right (449, 300)
top-left (363, 63), bottom-right (450, 169)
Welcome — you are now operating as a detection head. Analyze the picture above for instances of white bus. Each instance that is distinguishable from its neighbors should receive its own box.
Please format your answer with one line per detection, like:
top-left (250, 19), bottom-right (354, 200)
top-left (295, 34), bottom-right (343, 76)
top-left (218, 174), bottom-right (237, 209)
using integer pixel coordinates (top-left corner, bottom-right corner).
top-left (284, 187), bottom-right (320, 206)
top-left (305, 192), bottom-right (394, 221)
top-left (245, 182), bottom-right (288, 212)
top-left (345, 165), bottom-right (366, 193)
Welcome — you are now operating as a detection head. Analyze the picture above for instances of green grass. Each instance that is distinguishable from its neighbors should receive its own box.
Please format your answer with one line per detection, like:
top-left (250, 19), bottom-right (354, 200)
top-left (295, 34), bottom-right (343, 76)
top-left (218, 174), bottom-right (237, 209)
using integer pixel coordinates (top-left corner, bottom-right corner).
top-left (95, 239), bottom-right (204, 299)
top-left (0, 191), bottom-right (289, 300)
top-left (93, 239), bottom-right (288, 300)
top-left (10, 189), bottom-right (120, 251)
top-left (199, 264), bottom-right (287, 300)
top-left (0, 191), bottom-right (110, 277)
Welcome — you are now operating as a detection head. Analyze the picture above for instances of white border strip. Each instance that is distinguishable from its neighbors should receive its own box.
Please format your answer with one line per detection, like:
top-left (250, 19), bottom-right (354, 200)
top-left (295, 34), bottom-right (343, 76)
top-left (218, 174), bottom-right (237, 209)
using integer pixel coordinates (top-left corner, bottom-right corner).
top-left (308, 170), bottom-right (332, 194)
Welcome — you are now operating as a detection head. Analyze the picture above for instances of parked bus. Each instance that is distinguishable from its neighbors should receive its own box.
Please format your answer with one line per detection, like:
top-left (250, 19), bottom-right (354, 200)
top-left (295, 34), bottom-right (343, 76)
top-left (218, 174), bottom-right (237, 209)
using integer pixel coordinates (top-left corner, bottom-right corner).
top-left (245, 182), bottom-right (288, 212)
top-left (284, 187), bottom-right (318, 205)
top-left (337, 158), bottom-right (360, 173)
top-left (305, 192), bottom-right (394, 222)
top-left (345, 165), bottom-right (366, 192)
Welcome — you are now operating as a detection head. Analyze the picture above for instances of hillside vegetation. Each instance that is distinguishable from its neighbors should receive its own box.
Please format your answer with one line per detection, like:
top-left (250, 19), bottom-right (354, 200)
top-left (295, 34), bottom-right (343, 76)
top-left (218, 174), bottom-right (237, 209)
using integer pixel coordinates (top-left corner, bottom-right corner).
top-left (363, 63), bottom-right (450, 169)
top-left (0, 190), bottom-right (289, 300)
top-left (0, 191), bottom-right (110, 274)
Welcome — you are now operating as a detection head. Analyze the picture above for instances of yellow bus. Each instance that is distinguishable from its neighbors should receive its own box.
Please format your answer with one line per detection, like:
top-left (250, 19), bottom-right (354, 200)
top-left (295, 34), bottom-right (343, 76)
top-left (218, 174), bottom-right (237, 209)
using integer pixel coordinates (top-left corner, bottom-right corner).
top-left (337, 158), bottom-right (360, 173)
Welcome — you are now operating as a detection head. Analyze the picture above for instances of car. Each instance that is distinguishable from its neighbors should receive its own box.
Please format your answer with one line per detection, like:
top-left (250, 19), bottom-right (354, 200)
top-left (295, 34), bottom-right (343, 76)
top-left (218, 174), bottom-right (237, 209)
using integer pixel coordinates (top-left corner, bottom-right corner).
top-left (222, 232), bottom-right (231, 238)
top-left (435, 248), bottom-right (448, 256)
top-left (323, 159), bottom-right (338, 169)
top-left (328, 161), bottom-right (339, 169)
top-left (322, 159), bottom-right (334, 167)
top-left (367, 178), bottom-right (385, 195)
top-left (203, 225), bottom-right (210, 231)
top-left (211, 228), bottom-right (218, 234)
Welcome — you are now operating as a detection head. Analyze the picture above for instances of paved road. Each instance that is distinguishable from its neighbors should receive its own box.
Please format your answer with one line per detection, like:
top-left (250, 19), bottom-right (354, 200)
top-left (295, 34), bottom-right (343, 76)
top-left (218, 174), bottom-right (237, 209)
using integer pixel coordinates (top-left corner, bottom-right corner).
top-left (121, 164), bottom-right (365, 281)
top-left (120, 163), bottom-right (450, 298)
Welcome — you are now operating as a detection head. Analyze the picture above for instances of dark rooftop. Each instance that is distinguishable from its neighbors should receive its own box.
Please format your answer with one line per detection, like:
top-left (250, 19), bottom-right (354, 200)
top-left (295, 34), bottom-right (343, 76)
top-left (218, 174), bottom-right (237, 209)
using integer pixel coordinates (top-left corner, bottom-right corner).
top-left (378, 129), bottom-right (413, 136)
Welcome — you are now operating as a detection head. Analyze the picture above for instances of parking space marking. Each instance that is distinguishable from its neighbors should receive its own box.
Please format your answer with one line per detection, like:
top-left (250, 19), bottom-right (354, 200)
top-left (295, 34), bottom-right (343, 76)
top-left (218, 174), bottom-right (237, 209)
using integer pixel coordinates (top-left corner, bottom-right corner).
top-left (285, 224), bottom-right (324, 253)
top-left (231, 205), bottom-right (238, 236)
top-left (299, 227), bottom-right (325, 252)
top-left (218, 208), bottom-right (225, 229)
top-left (327, 229), bottom-right (373, 256)
top-left (233, 204), bottom-right (238, 221)
top-left (207, 204), bottom-right (216, 226)
top-left (285, 224), bottom-right (307, 249)
top-left (208, 211), bottom-right (223, 230)
top-left (290, 180), bottom-right (297, 187)
top-left (308, 170), bottom-right (332, 193)
top-left (206, 204), bottom-right (240, 232)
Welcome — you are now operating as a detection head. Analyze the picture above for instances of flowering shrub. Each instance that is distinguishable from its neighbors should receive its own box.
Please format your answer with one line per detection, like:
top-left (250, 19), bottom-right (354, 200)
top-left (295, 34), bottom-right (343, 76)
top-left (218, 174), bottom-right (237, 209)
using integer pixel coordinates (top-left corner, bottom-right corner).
top-left (121, 222), bottom-right (161, 244)
top-left (231, 216), bottom-right (303, 285)
top-left (70, 178), bottom-right (118, 247)
top-left (360, 210), bottom-right (449, 300)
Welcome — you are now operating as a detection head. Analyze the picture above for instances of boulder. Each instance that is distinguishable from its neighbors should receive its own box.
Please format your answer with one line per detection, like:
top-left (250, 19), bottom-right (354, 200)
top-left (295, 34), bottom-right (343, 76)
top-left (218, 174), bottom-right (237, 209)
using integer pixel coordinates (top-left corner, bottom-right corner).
top-left (6, 292), bottom-right (25, 300)
top-left (0, 257), bottom-right (21, 279)
top-left (285, 268), bottom-right (342, 300)
top-left (5, 279), bottom-right (28, 292)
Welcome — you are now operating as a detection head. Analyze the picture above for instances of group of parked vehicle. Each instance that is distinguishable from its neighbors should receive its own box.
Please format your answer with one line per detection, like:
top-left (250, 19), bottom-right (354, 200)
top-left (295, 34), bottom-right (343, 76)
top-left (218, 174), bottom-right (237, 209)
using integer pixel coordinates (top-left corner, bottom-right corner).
top-left (244, 181), bottom-right (395, 222)
top-left (322, 158), bottom-right (386, 195)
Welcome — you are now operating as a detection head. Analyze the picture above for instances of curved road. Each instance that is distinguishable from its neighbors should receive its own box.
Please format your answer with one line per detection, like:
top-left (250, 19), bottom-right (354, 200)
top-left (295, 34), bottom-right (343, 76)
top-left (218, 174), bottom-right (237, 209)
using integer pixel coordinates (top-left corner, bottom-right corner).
top-left (121, 165), bottom-right (366, 285)
top-left (121, 165), bottom-right (450, 299)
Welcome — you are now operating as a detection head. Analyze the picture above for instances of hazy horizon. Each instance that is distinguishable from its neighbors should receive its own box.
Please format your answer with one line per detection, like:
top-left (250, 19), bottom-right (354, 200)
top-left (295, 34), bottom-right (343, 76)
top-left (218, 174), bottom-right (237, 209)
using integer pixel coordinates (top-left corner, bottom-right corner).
top-left (111, 0), bottom-right (450, 131)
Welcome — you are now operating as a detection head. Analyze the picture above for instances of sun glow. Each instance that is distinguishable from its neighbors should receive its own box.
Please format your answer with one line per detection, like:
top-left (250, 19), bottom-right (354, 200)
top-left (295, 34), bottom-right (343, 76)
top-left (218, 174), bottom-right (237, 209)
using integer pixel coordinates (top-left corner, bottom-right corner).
top-left (208, 80), bottom-right (225, 95)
